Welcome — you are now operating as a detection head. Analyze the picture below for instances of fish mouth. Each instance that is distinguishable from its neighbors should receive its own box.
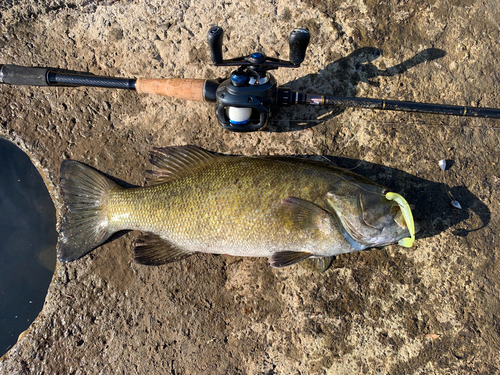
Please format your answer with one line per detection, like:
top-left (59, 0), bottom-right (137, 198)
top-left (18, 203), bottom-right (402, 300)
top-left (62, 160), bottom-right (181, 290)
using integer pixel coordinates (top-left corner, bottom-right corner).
top-left (341, 213), bottom-right (411, 247)
top-left (393, 205), bottom-right (420, 234)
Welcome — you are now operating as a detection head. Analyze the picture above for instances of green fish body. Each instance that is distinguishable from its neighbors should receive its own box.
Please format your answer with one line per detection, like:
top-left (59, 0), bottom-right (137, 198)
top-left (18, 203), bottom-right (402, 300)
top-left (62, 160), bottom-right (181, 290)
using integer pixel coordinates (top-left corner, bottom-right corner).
top-left (57, 146), bottom-right (412, 269)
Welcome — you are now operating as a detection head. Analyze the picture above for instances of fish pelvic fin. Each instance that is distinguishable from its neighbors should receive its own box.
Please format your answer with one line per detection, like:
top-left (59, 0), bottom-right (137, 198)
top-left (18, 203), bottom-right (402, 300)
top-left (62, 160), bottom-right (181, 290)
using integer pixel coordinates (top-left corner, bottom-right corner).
top-left (58, 160), bottom-right (119, 262)
top-left (134, 233), bottom-right (195, 266)
top-left (269, 251), bottom-right (313, 268)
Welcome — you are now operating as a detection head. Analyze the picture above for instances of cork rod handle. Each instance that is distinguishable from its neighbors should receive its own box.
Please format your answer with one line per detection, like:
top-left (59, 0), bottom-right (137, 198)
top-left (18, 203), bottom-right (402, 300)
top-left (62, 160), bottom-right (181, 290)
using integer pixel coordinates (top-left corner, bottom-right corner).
top-left (135, 78), bottom-right (206, 101)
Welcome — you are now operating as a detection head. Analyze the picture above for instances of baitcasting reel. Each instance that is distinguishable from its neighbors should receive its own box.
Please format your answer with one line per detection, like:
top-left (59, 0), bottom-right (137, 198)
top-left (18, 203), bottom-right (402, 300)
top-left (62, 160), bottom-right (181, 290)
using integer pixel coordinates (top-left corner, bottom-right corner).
top-left (207, 26), bottom-right (310, 131)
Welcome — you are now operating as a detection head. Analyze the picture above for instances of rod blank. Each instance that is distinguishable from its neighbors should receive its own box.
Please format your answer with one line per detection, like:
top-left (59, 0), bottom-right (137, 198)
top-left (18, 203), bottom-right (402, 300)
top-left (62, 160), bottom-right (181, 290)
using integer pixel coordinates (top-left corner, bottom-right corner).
top-left (323, 96), bottom-right (500, 119)
top-left (287, 90), bottom-right (500, 119)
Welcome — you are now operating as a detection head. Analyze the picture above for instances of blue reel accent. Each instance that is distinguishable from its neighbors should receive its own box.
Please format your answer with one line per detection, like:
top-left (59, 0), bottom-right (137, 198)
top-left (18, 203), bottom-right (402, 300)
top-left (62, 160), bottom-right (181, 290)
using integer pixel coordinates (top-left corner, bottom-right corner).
top-left (229, 118), bottom-right (250, 125)
top-left (230, 73), bottom-right (247, 85)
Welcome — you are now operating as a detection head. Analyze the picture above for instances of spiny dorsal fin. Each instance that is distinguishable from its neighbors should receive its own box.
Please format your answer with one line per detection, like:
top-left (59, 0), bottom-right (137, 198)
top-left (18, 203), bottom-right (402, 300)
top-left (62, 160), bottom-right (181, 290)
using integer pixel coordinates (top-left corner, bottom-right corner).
top-left (278, 197), bottom-right (334, 232)
top-left (269, 251), bottom-right (313, 268)
top-left (134, 233), bottom-right (195, 265)
top-left (146, 145), bottom-right (219, 185)
top-left (300, 257), bottom-right (334, 273)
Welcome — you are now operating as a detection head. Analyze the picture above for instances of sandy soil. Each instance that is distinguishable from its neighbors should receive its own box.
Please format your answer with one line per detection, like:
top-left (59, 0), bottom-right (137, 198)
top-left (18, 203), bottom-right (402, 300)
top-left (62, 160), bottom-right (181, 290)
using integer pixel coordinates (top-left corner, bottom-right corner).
top-left (1, 0), bottom-right (500, 374)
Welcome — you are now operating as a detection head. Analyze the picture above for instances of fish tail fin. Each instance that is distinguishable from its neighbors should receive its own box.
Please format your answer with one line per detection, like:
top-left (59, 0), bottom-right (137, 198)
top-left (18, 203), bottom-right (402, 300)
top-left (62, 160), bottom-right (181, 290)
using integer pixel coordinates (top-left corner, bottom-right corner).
top-left (57, 160), bottom-right (119, 262)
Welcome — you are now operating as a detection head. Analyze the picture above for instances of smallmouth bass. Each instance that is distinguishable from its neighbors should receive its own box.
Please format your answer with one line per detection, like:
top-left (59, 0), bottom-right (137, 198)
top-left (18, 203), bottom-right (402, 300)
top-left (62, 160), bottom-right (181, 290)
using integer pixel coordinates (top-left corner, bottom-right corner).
top-left (57, 145), bottom-right (415, 270)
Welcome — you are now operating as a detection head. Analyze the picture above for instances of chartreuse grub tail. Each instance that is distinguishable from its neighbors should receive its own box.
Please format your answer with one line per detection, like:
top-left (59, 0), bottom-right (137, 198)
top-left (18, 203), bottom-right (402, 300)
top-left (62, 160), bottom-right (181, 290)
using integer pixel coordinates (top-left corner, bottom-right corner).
top-left (385, 192), bottom-right (415, 248)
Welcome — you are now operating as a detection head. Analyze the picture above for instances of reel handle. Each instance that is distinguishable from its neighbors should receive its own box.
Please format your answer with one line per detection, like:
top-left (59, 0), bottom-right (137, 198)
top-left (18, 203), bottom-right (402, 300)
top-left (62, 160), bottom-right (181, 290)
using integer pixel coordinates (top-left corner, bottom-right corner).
top-left (207, 26), bottom-right (224, 64)
top-left (288, 28), bottom-right (310, 65)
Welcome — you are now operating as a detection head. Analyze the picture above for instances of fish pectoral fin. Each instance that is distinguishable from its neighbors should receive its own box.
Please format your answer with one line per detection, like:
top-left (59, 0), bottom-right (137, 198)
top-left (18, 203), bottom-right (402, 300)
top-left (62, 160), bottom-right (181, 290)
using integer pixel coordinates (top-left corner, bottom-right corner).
top-left (300, 256), bottom-right (334, 273)
top-left (269, 251), bottom-right (313, 268)
top-left (134, 233), bottom-right (194, 266)
top-left (278, 197), bottom-right (333, 231)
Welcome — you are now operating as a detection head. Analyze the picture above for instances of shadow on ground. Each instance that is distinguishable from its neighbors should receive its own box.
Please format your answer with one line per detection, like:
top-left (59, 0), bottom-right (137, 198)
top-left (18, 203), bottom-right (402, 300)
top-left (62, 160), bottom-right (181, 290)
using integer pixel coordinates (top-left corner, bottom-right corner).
top-left (266, 47), bottom-right (446, 132)
top-left (323, 155), bottom-right (489, 241)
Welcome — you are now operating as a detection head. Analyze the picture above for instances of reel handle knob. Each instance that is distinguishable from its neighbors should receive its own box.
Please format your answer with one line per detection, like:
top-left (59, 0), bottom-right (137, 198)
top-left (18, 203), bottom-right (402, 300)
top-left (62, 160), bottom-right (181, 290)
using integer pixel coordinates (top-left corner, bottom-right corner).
top-left (208, 26), bottom-right (224, 64)
top-left (288, 28), bottom-right (310, 65)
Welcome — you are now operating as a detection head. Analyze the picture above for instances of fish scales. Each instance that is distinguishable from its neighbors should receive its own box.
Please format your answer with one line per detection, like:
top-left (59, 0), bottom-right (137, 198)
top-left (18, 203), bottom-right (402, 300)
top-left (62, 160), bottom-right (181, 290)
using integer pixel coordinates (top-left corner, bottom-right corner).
top-left (106, 156), bottom-right (350, 257)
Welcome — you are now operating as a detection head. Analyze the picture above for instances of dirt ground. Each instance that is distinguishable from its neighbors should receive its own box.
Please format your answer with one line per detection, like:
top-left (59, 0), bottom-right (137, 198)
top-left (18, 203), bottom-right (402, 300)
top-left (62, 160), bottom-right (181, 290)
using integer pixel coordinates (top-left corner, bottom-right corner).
top-left (1, 0), bottom-right (500, 374)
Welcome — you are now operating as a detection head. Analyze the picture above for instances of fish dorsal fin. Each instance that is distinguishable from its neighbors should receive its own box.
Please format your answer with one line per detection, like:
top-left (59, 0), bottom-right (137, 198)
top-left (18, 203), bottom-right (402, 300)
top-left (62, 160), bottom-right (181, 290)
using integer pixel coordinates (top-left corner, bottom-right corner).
top-left (146, 145), bottom-right (219, 185)
top-left (278, 197), bottom-right (334, 232)
top-left (134, 233), bottom-right (195, 265)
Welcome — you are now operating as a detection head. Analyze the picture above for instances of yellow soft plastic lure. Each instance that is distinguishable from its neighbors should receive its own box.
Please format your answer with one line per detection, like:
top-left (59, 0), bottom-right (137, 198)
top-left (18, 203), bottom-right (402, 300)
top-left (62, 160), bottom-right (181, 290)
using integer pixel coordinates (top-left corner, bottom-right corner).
top-left (385, 192), bottom-right (415, 248)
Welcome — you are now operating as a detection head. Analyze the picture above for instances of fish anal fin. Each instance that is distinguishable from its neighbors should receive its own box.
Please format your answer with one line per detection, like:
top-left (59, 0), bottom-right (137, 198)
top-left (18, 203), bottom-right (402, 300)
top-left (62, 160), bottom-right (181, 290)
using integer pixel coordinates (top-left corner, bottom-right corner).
top-left (134, 233), bottom-right (194, 266)
top-left (146, 145), bottom-right (219, 185)
top-left (278, 197), bottom-right (333, 232)
top-left (269, 251), bottom-right (313, 268)
top-left (300, 256), bottom-right (334, 273)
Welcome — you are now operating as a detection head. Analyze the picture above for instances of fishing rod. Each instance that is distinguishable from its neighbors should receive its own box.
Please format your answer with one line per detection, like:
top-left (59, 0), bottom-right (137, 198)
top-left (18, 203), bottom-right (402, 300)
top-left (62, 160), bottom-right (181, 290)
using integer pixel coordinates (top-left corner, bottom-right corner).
top-left (2, 26), bottom-right (500, 132)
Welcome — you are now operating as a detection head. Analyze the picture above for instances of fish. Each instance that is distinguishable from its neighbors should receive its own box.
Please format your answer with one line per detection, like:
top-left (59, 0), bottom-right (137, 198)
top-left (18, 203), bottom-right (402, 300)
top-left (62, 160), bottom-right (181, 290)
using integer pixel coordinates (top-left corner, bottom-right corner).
top-left (57, 145), bottom-right (415, 271)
